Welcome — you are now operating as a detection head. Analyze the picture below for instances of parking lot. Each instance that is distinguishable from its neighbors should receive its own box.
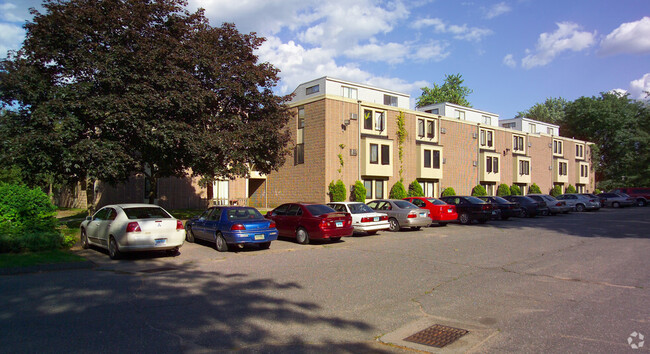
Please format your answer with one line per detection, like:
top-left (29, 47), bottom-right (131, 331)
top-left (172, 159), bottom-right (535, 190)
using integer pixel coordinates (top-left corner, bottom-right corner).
top-left (1, 207), bottom-right (649, 353)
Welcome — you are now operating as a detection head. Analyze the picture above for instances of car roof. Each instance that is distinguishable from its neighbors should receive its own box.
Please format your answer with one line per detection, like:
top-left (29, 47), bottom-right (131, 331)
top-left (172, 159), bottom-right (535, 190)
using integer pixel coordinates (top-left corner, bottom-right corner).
top-left (102, 203), bottom-right (168, 209)
top-left (327, 202), bottom-right (365, 205)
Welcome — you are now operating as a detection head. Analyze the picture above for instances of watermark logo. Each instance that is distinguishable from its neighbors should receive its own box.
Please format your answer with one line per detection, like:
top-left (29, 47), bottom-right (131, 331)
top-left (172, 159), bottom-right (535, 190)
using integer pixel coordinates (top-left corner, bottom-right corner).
top-left (628, 332), bottom-right (645, 349)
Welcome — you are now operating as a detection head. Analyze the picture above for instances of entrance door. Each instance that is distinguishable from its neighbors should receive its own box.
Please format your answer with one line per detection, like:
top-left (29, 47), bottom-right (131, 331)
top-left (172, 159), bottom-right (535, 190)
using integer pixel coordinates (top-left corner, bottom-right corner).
top-left (213, 180), bottom-right (229, 206)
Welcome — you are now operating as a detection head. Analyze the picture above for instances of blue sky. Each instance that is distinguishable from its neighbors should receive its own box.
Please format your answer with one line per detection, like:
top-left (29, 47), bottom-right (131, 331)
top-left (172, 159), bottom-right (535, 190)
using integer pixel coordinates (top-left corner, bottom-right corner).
top-left (1, 0), bottom-right (649, 119)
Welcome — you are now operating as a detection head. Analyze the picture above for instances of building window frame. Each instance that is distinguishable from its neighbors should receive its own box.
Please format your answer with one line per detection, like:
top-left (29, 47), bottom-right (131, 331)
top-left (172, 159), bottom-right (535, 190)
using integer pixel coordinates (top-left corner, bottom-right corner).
top-left (305, 84), bottom-right (320, 95)
top-left (553, 139), bottom-right (563, 156)
top-left (519, 160), bottom-right (530, 176)
top-left (480, 128), bottom-right (494, 149)
top-left (384, 94), bottom-right (398, 107)
top-left (341, 86), bottom-right (358, 99)
top-left (380, 144), bottom-right (390, 165)
top-left (369, 143), bottom-right (379, 164)
top-left (363, 108), bottom-right (386, 135)
top-left (513, 134), bottom-right (525, 153)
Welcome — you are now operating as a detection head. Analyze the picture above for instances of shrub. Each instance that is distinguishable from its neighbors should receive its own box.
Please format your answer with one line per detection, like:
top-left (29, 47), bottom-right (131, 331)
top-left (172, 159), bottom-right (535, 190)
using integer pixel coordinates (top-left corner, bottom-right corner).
top-left (407, 180), bottom-right (424, 197)
top-left (550, 185), bottom-right (563, 197)
top-left (471, 185), bottom-right (487, 196)
top-left (497, 184), bottom-right (510, 196)
top-left (389, 181), bottom-right (407, 199)
top-left (441, 187), bottom-right (456, 197)
top-left (509, 184), bottom-right (521, 196)
top-left (565, 184), bottom-right (576, 194)
top-left (593, 188), bottom-right (602, 194)
top-left (352, 181), bottom-right (366, 203)
top-left (0, 182), bottom-right (63, 253)
top-left (528, 183), bottom-right (542, 194)
top-left (328, 180), bottom-right (346, 202)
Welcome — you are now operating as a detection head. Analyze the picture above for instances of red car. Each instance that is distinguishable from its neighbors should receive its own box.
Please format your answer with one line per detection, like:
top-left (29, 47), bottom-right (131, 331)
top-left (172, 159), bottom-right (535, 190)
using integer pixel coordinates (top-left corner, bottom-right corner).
top-left (265, 203), bottom-right (353, 244)
top-left (403, 197), bottom-right (458, 226)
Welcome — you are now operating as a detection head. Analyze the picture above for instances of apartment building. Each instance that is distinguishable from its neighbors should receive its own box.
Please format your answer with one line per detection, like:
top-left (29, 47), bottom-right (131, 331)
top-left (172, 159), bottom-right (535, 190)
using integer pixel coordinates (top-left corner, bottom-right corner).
top-left (500, 117), bottom-right (560, 136)
top-left (68, 77), bottom-right (595, 210)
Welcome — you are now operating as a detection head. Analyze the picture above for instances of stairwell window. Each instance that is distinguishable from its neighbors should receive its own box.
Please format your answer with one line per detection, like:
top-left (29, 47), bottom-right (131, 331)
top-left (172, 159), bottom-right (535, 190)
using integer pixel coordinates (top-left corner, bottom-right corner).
top-left (305, 84), bottom-right (319, 95)
top-left (480, 128), bottom-right (494, 148)
top-left (513, 135), bottom-right (525, 153)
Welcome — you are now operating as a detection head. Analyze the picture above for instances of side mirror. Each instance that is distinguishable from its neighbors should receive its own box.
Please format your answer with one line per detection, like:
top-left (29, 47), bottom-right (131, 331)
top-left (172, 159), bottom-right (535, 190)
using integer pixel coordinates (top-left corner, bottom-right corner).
top-left (86, 216), bottom-right (92, 221)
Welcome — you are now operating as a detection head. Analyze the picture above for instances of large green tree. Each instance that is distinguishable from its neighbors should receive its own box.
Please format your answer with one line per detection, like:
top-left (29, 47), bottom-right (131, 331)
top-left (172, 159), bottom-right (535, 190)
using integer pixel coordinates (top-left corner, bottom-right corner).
top-left (563, 92), bottom-right (650, 189)
top-left (0, 0), bottom-right (292, 204)
top-left (516, 97), bottom-right (568, 125)
top-left (416, 73), bottom-right (473, 107)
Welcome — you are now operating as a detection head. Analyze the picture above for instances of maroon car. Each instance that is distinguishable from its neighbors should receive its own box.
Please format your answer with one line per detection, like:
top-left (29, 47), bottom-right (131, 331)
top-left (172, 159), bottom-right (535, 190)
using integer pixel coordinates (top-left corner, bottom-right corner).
top-left (265, 203), bottom-right (353, 244)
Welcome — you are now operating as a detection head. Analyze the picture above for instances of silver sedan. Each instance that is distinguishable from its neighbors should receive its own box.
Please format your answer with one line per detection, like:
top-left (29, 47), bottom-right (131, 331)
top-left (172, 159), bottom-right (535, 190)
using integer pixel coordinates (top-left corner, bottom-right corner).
top-left (366, 199), bottom-right (431, 231)
top-left (80, 204), bottom-right (185, 259)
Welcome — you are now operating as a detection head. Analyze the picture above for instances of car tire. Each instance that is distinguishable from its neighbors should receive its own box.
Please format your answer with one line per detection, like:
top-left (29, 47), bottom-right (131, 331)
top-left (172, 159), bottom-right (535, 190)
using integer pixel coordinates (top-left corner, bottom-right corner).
top-left (459, 213), bottom-right (470, 225)
top-left (215, 233), bottom-right (229, 252)
top-left (638, 199), bottom-right (647, 207)
top-left (81, 229), bottom-right (89, 249)
top-left (388, 218), bottom-right (400, 232)
top-left (520, 209), bottom-right (528, 218)
top-left (186, 227), bottom-right (195, 243)
top-left (575, 204), bottom-right (585, 212)
top-left (438, 222), bottom-right (448, 226)
top-left (612, 202), bottom-right (620, 208)
top-left (259, 242), bottom-right (271, 250)
top-left (296, 228), bottom-right (310, 244)
top-left (108, 236), bottom-right (121, 260)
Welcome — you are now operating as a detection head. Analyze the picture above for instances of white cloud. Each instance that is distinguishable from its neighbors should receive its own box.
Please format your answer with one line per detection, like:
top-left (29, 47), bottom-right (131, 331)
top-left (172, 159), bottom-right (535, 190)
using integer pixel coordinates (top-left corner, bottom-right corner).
top-left (0, 23), bottom-right (25, 58)
top-left (503, 54), bottom-right (516, 68)
top-left (344, 42), bottom-right (409, 64)
top-left (411, 17), bottom-right (492, 42)
top-left (629, 73), bottom-right (650, 99)
top-left (485, 2), bottom-right (512, 19)
top-left (411, 41), bottom-right (450, 62)
top-left (521, 22), bottom-right (596, 69)
top-left (599, 17), bottom-right (650, 56)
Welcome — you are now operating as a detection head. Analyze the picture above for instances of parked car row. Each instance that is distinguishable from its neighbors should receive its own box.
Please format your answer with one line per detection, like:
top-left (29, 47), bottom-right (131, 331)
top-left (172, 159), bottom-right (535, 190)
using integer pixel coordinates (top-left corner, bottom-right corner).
top-left (81, 190), bottom-right (643, 259)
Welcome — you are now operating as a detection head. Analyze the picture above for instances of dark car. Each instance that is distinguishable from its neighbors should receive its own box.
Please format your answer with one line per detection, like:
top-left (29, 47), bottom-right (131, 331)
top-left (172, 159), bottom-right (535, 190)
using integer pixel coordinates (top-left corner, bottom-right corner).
top-left (265, 203), bottom-right (353, 244)
top-left (438, 196), bottom-right (493, 224)
top-left (502, 195), bottom-right (546, 217)
top-left (186, 206), bottom-right (278, 252)
top-left (597, 192), bottom-right (635, 208)
top-left (610, 188), bottom-right (650, 206)
top-left (476, 196), bottom-right (522, 220)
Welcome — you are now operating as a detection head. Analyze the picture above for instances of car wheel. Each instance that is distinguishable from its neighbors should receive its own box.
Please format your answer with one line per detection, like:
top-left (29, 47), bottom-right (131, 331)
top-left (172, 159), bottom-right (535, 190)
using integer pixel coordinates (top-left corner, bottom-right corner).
top-left (215, 233), bottom-right (228, 252)
top-left (411, 226), bottom-right (421, 231)
top-left (638, 199), bottom-right (647, 207)
top-left (186, 227), bottom-right (195, 243)
top-left (331, 237), bottom-right (342, 242)
top-left (612, 202), bottom-right (620, 208)
top-left (388, 218), bottom-right (400, 232)
top-left (296, 228), bottom-right (310, 244)
top-left (575, 204), bottom-right (585, 212)
top-left (108, 236), bottom-right (121, 260)
top-left (81, 229), bottom-right (89, 249)
top-left (520, 209), bottom-right (528, 218)
top-left (259, 242), bottom-right (271, 250)
top-left (459, 213), bottom-right (470, 225)
top-left (438, 222), bottom-right (448, 226)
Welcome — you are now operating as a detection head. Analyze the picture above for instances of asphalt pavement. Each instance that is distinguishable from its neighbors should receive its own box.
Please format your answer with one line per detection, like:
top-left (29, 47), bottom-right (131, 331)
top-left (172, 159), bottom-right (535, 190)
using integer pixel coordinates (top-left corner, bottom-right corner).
top-left (1, 207), bottom-right (648, 353)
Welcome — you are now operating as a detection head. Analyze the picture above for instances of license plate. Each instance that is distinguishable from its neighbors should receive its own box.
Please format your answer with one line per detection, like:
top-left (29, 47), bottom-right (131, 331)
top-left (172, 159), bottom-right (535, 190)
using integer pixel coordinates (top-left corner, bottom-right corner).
top-left (335, 221), bottom-right (343, 227)
top-left (254, 234), bottom-right (265, 240)
top-left (155, 238), bottom-right (166, 246)
top-left (448, 208), bottom-right (453, 213)
top-left (420, 213), bottom-right (426, 217)
top-left (373, 217), bottom-right (379, 222)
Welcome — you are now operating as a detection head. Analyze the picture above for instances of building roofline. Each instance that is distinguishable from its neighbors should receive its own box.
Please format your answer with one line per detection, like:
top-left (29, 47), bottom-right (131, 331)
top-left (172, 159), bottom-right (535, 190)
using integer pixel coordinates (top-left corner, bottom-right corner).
top-left (500, 117), bottom-right (560, 128)
top-left (418, 101), bottom-right (499, 117)
top-left (292, 76), bottom-right (410, 98)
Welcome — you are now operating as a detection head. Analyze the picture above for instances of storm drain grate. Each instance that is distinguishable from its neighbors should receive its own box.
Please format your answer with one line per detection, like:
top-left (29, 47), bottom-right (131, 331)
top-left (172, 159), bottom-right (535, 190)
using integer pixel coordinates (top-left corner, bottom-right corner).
top-left (139, 267), bottom-right (178, 273)
top-left (403, 324), bottom-right (469, 348)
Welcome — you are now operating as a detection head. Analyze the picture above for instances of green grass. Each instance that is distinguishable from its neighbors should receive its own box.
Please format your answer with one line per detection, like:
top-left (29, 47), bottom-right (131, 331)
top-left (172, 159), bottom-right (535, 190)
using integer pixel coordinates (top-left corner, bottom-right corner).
top-left (170, 209), bottom-right (204, 220)
top-left (0, 249), bottom-right (87, 268)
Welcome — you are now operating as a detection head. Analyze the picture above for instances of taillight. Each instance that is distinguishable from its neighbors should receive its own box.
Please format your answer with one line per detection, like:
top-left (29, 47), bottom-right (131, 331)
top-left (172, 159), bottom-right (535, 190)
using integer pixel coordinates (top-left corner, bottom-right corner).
top-left (126, 222), bottom-right (141, 233)
top-left (346, 215), bottom-right (352, 226)
top-left (269, 221), bottom-right (276, 228)
top-left (380, 215), bottom-right (388, 221)
top-left (556, 202), bottom-right (562, 206)
top-left (361, 217), bottom-right (372, 223)
top-left (407, 212), bottom-right (417, 218)
top-left (176, 220), bottom-right (183, 230)
top-left (482, 204), bottom-right (491, 211)
top-left (230, 224), bottom-right (246, 231)
top-left (589, 199), bottom-right (595, 202)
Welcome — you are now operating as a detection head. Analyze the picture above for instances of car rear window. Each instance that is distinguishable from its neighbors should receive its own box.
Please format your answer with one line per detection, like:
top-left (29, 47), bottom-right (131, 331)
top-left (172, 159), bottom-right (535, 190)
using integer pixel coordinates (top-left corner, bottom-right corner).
top-left (465, 196), bottom-right (486, 204)
top-left (306, 204), bottom-right (336, 216)
top-left (227, 208), bottom-right (263, 220)
top-left (123, 207), bottom-right (172, 220)
top-left (394, 200), bottom-right (417, 209)
top-left (426, 198), bottom-right (446, 205)
top-left (493, 196), bottom-right (510, 203)
top-left (348, 203), bottom-right (374, 214)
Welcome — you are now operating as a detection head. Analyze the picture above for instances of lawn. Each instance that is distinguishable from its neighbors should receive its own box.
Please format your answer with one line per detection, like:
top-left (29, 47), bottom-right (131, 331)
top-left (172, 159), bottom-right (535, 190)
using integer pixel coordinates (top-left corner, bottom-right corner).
top-left (0, 249), bottom-right (87, 268)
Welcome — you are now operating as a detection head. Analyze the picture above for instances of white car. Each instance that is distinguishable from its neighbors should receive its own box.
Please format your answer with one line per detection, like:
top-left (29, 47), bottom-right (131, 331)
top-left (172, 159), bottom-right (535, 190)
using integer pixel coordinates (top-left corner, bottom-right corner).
top-left (80, 204), bottom-right (185, 259)
top-left (327, 202), bottom-right (390, 235)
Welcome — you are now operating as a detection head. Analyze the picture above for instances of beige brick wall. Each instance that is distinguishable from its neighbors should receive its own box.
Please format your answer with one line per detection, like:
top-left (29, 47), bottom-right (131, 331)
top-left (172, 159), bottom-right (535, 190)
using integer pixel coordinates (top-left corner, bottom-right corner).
top-left (439, 119), bottom-right (478, 195)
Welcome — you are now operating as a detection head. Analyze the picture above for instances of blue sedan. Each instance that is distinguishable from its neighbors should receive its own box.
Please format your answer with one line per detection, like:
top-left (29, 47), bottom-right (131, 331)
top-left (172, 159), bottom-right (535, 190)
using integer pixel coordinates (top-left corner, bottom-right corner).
top-left (185, 206), bottom-right (278, 252)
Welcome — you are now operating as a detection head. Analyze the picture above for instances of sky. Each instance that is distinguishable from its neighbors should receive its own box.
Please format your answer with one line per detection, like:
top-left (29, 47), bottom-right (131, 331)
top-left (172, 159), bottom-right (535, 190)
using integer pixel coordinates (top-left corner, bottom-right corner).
top-left (1, 0), bottom-right (649, 119)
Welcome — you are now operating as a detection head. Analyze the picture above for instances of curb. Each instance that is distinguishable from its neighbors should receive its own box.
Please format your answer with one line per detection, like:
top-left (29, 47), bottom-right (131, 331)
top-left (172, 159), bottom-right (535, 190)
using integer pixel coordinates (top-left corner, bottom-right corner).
top-left (0, 260), bottom-right (95, 276)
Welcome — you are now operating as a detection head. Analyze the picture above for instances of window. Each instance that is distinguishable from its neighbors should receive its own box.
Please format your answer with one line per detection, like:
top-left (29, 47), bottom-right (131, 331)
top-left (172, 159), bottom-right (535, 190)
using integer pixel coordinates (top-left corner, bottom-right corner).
top-left (364, 180), bottom-right (372, 199)
top-left (559, 162), bottom-right (568, 175)
top-left (375, 180), bottom-right (384, 199)
top-left (427, 121), bottom-right (435, 138)
top-left (519, 160), bottom-right (530, 175)
top-left (487, 157), bottom-right (492, 173)
top-left (384, 94), bottom-right (398, 106)
top-left (480, 129), bottom-right (494, 148)
top-left (529, 123), bottom-right (536, 133)
top-left (306, 84), bottom-right (319, 95)
top-left (342, 86), bottom-right (357, 99)
top-left (513, 135), bottom-right (525, 152)
top-left (294, 144), bottom-right (304, 165)
top-left (554, 140), bottom-right (563, 155)
top-left (580, 164), bottom-right (589, 177)
top-left (493, 157), bottom-right (499, 173)
top-left (375, 111), bottom-right (385, 131)
top-left (456, 110), bottom-right (465, 120)
top-left (363, 108), bottom-right (385, 133)
top-left (381, 144), bottom-right (390, 165)
top-left (486, 156), bottom-right (499, 173)
top-left (483, 116), bottom-right (492, 125)
top-left (423, 150), bottom-right (440, 169)
top-left (364, 109), bottom-right (373, 130)
top-left (369, 144), bottom-right (378, 164)
top-left (547, 127), bottom-right (554, 135)
top-left (296, 107), bottom-right (305, 165)
top-left (503, 122), bottom-right (516, 129)
top-left (424, 150), bottom-right (431, 168)
top-left (419, 180), bottom-right (436, 197)
top-left (417, 117), bottom-right (436, 140)
top-left (418, 119), bottom-right (425, 138)
top-left (576, 144), bottom-right (584, 158)
top-left (482, 183), bottom-right (495, 196)
top-left (428, 108), bottom-right (439, 114)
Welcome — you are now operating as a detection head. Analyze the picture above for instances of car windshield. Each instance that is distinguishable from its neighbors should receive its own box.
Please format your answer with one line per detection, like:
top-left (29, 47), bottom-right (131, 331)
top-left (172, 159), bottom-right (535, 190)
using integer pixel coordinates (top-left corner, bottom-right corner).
top-left (348, 203), bottom-right (374, 214)
top-left (306, 204), bottom-right (336, 216)
top-left (394, 200), bottom-right (417, 209)
top-left (426, 198), bottom-right (446, 205)
top-left (542, 195), bottom-right (556, 201)
top-left (465, 196), bottom-right (486, 204)
top-left (123, 207), bottom-right (172, 220)
top-left (619, 193), bottom-right (630, 197)
top-left (227, 208), bottom-right (263, 221)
